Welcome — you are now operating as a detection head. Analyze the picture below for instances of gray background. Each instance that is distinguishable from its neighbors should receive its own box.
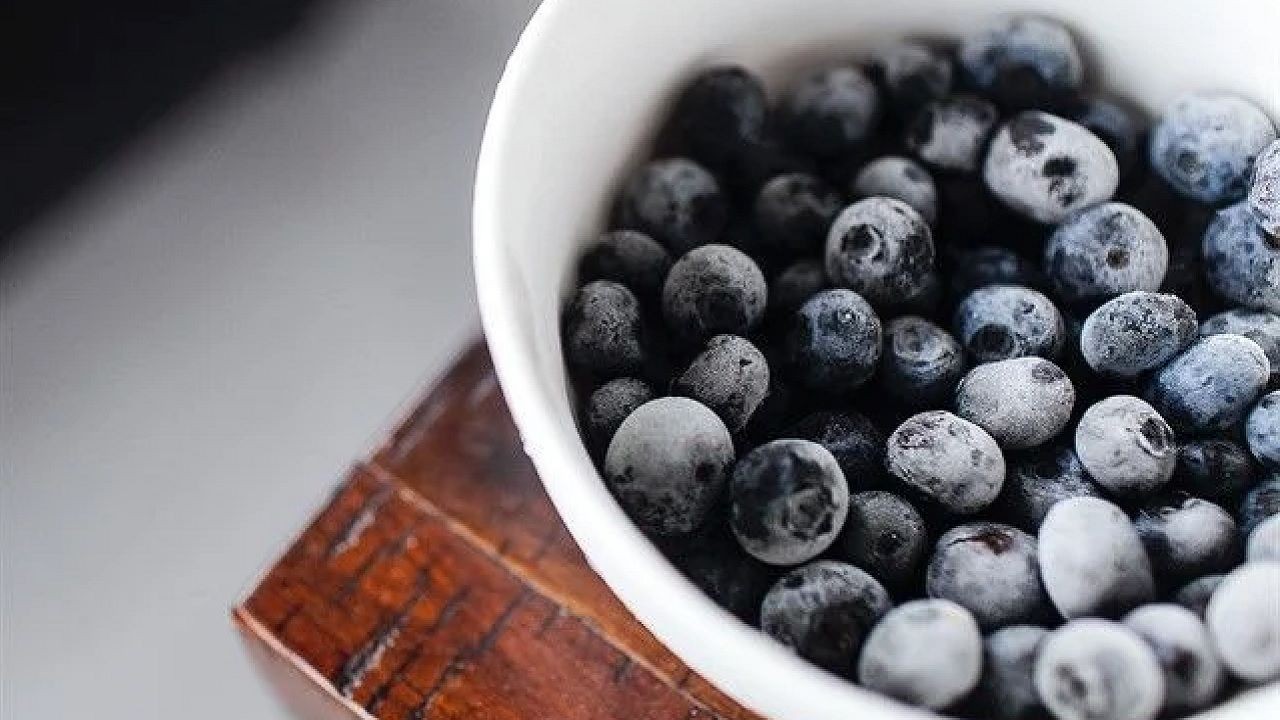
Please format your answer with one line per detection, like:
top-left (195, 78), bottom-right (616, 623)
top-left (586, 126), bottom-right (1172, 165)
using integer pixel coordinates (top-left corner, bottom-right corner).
top-left (1, 0), bottom-right (539, 716)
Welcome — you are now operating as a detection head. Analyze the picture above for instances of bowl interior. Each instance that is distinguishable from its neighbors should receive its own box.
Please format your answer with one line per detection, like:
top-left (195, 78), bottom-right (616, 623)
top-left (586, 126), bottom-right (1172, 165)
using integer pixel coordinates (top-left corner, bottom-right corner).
top-left (473, 1), bottom-right (1280, 718)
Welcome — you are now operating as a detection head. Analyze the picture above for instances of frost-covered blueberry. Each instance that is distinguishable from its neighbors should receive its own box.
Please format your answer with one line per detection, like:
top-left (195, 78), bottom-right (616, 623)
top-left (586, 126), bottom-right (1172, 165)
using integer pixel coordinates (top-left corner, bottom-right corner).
top-left (1149, 92), bottom-right (1277, 204)
top-left (1201, 201), bottom-right (1280, 313)
top-left (1201, 308), bottom-right (1280, 386)
top-left (926, 522), bottom-right (1049, 630)
top-left (760, 560), bottom-right (890, 675)
top-left (1248, 515), bottom-right (1280, 561)
top-left (1239, 475), bottom-right (1280, 537)
top-left (984, 112), bottom-right (1120, 224)
top-left (1074, 396), bottom-right (1176, 496)
top-left (945, 246), bottom-right (1045, 299)
top-left (1066, 96), bottom-right (1145, 180)
top-left (958, 15), bottom-right (1082, 112)
top-left (670, 523), bottom-right (775, 624)
top-left (663, 66), bottom-right (767, 172)
top-left (1034, 619), bottom-right (1165, 720)
top-left (584, 378), bottom-right (653, 453)
top-left (973, 625), bottom-right (1049, 720)
top-left (789, 411), bottom-right (888, 490)
top-left (1079, 292), bottom-right (1196, 377)
top-left (1249, 138), bottom-right (1280, 235)
top-left (663, 244), bottom-right (767, 339)
top-left (1173, 439), bottom-right (1256, 504)
top-left (786, 289), bottom-right (883, 393)
top-left (1044, 204), bottom-right (1169, 307)
top-left (857, 599), bottom-right (983, 710)
top-left (604, 397), bottom-right (734, 536)
top-left (851, 156), bottom-right (939, 225)
top-left (563, 280), bottom-right (646, 379)
top-left (839, 491), bottom-right (927, 589)
top-left (673, 335), bottom-right (770, 433)
top-left (616, 158), bottom-right (728, 254)
top-left (868, 41), bottom-right (954, 116)
top-left (579, 230), bottom-right (672, 303)
top-left (781, 65), bottom-right (881, 159)
top-left (825, 197), bottom-right (936, 308)
top-left (1146, 334), bottom-right (1270, 435)
top-left (954, 285), bottom-right (1065, 363)
top-left (730, 439), bottom-right (850, 565)
top-left (1172, 575), bottom-right (1224, 620)
top-left (1206, 562), bottom-right (1280, 682)
top-left (769, 259), bottom-right (827, 320)
top-left (887, 410), bottom-right (1006, 514)
top-left (1247, 391), bottom-right (1280, 469)
top-left (906, 95), bottom-right (1000, 173)
top-left (754, 172), bottom-right (843, 255)
top-left (879, 316), bottom-right (966, 408)
top-left (1134, 496), bottom-right (1239, 587)
top-left (999, 445), bottom-right (1101, 531)
top-left (955, 357), bottom-right (1075, 449)
top-left (1039, 497), bottom-right (1155, 618)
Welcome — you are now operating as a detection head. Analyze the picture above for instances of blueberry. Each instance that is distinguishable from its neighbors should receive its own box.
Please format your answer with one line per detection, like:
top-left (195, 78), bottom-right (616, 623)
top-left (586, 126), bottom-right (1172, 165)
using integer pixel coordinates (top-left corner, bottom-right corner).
top-left (1134, 496), bottom-right (1239, 587)
top-left (1044, 204), bottom-right (1169, 307)
top-left (663, 244), bottom-right (767, 339)
top-left (730, 439), bottom-right (850, 565)
top-left (768, 259), bottom-right (828, 319)
top-left (984, 112), bottom-right (1120, 224)
top-left (563, 280), bottom-right (647, 379)
top-left (781, 65), bottom-right (880, 159)
top-left (1149, 92), bottom-right (1277, 204)
top-left (887, 410), bottom-right (1006, 514)
top-left (879, 316), bottom-right (966, 408)
top-left (1248, 138), bottom-right (1280, 235)
top-left (1239, 475), bottom-right (1280, 538)
top-left (1201, 201), bottom-right (1280, 313)
top-left (1074, 395), bottom-right (1176, 496)
top-left (1065, 96), bottom-right (1145, 180)
top-left (754, 172), bottom-right (843, 255)
top-left (786, 289), bottom-right (883, 393)
top-left (1247, 391), bottom-right (1280, 468)
top-left (1079, 292), bottom-right (1196, 377)
top-left (579, 230), bottom-right (673, 303)
top-left (856, 599), bottom-right (983, 710)
top-left (673, 335), bottom-right (770, 433)
top-left (955, 357), bottom-right (1075, 449)
top-left (669, 522), bottom-right (775, 624)
top-left (1146, 334), bottom-right (1270, 435)
top-left (839, 491), bottom-right (927, 589)
top-left (1201, 308), bottom-right (1280, 387)
top-left (760, 560), bottom-right (890, 675)
top-left (788, 410), bottom-right (887, 491)
top-left (1038, 497), bottom-right (1155, 618)
top-left (957, 15), bottom-right (1082, 112)
top-left (1172, 575), bottom-right (1224, 620)
top-left (825, 197), bottom-right (936, 308)
top-left (604, 397), bottom-right (734, 536)
top-left (954, 284), bottom-right (1065, 364)
top-left (868, 41), bottom-right (954, 116)
top-left (1034, 619), bottom-right (1165, 720)
top-left (945, 245), bottom-right (1045, 299)
top-left (1173, 439), bottom-right (1256, 504)
top-left (851, 156), bottom-right (939, 225)
top-left (616, 158), bottom-right (728, 254)
top-left (663, 66), bottom-right (768, 171)
top-left (973, 625), bottom-right (1049, 720)
top-left (584, 378), bottom-right (653, 454)
top-left (1248, 515), bottom-right (1280, 562)
top-left (999, 444), bottom-right (1102, 531)
top-left (1205, 562), bottom-right (1280, 682)
top-left (906, 94), bottom-right (1000, 173)
top-left (926, 522), bottom-right (1050, 630)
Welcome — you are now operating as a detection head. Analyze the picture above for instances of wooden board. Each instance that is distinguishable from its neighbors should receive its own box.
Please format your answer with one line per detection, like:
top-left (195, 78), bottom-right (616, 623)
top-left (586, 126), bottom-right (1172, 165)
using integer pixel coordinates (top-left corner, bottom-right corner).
top-left (234, 342), bottom-right (762, 720)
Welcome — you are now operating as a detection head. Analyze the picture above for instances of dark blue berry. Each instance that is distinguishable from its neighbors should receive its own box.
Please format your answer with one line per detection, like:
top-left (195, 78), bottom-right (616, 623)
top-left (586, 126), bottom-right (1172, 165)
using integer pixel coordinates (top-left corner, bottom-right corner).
top-left (616, 158), bottom-right (728, 254)
top-left (906, 94), bottom-right (999, 173)
top-left (1044, 203), bottom-right (1168, 307)
top-left (926, 522), bottom-right (1050, 630)
top-left (1239, 474), bottom-right (1280, 538)
top-left (563, 280), bottom-right (646, 379)
top-left (851, 156), bottom-right (939, 225)
top-left (1134, 496), bottom-right (1239, 587)
top-left (887, 410), bottom-right (1005, 514)
top-left (672, 334), bottom-right (770, 433)
top-left (1034, 619), bottom-right (1165, 720)
top-left (768, 259), bottom-right (827, 319)
top-left (1149, 92), bottom-right (1276, 204)
top-left (999, 444), bottom-right (1101, 531)
top-left (869, 41), bottom-right (954, 116)
top-left (1201, 308), bottom-right (1280, 387)
top-left (788, 410), bottom-right (887, 490)
top-left (955, 357), bottom-right (1075, 449)
top-left (786, 289), bottom-right (883, 393)
top-left (754, 172), bottom-right (843, 254)
top-left (584, 378), bottom-right (653, 454)
top-left (1079, 292), bottom-right (1196, 377)
top-left (1038, 497), bottom-right (1155, 618)
top-left (857, 599), bottom-right (983, 709)
top-left (781, 65), bottom-right (880, 159)
top-left (1145, 334), bottom-right (1269, 435)
top-left (1249, 138), bottom-right (1280, 235)
top-left (944, 245), bottom-right (1045, 300)
top-left (1173, 439), bottom-right (1256, 504)
top-left (578, 230), bottom-right (672, 302)
top-left (663, 244), bottom-right (767, 339)
top-left (839, 490), bottom-right (926, 590)
top-left (1202, 201), bottom-right (1280, 313)
top-left (663, 66), bottom-right (767, 171)
top-left (730, 439), bottom-right (849, 565)
top-left (879, 316), bottom-right (966, 408)
top-left (958, 15), bottom-right (1082, 112)
top-left (1247, 390), bottom-right (1280, 468)
top-left (953, 285), bottom-right (1065, 364)
top-left (1172, 575), bottom-right (1224, 619)
top-left (1074, 395), bottom-right (1176, 497)
top-left (1066, 95), bottom-right (1145, 180)
top-left (668, 522), bottom-right (776, 625)
top-left (760, 560), bottom-right (890, 675)
top-left (973, 625), bottom-right (1049, 720)
top-left (825, 197), bottom-right (936, 308)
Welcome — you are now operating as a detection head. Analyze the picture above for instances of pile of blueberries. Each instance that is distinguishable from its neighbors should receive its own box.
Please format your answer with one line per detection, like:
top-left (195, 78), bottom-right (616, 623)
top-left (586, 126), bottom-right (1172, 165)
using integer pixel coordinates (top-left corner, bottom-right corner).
top-left (560, 14), bottom-right (1280, 720)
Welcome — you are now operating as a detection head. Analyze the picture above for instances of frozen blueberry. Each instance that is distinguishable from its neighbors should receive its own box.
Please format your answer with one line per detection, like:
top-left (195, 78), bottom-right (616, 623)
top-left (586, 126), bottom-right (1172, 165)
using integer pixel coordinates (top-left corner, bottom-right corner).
top-left (578, 230), bottom-right (672, 303)
top-left (669, 521), bottom-right (776, 624)
top-left (1034, 619), bottom-right (1165, 720)
top-left (663, 244), bottom-right (767, 340)
top-left (563, 280), bottom-right (646, 379)
top-left (754, 172), bottom-right (843, 255)
top-left (851, 156), bottom-right (939, 225)
top-left (879, 316), bottom-right (966, 408)
top-left (1172, 575), bottom-right (1224, 619)
top-left (786, 289), bottom-right (883, 393)
top-left (1074, 395), bottom-right (1176, 496)
top-left (1079, 292), bottom-right (1196, 377)
top-left (839, 491), bottom-right (927, 589)
top-left (955, 357), bottom-right (1075, 449)
top-left (788, 411), bottom-right (888, 490)
top-left (1039, 497), bottom-right (1156, 618)
top-left (781, 65), bottom-right (880, 159)
top-left (973, 625), bottom-right (1049, 720)
top-left (945, 246), bottom-right (1044, 299)
top-left (768, 259), bottom-right (828, 319)
top-left (953, 285), bottom-right (1065, 364)
top-left (1206, 562), bottom-right (1280, 682)
top-left (730, 439), bottom-right (850, 565)
top-left (1066, 95), bottom-right (1145, 180)
top-left (906, 94), bottom-right (999, 173)
top-left (616, 157), bottom-right (728, 254)
top-left (1248, 514), bottom-right (1280, 561)
top-left (1134, 496), bottom-right (1239, 587)
top-left (663, 66), bottom-right (767, 171)
top-left (958, 15), bottom-right (1082, 112)
top-left (1249, 138), bottom-right (1280, 235)
top-left (1201, 308), bottom-right (1280, 386)
top-left (999, 444), bottom-right (1102, 531)
top-left (1247, 391), bottom-right (1280, 468)
top-left (604, 397), bottom-right (734, 536)
top-left (1146, 334), bottom-right (1270, 435)
top-left (984, 112), bottom-right (1120, 224)
top-left (1201, 201), bottom-right (1280, 312)
top-left (673, 335), bottom-right (770, 433)
top-left (926, 522), bottom-right (1049, 630)
top-left (1239, 475), bottom-right (1280, 538)
top-left (760, 560), bottom-right (890, 675)
top-left (825, 197), bottom-right (936, 308)
top-left (869, 41), bottom-right (954, 116)
top-left (1173, 439), bottom-right (1256, 504)
top-left (857, 599), bottom-right (983, 710)
top-left (584, 378), bottom-right (653, 454)
top-left (1149, 92), bottom-right (1277, 204)
top-left (887, 410), bottom-right (1006, 514)
top-left (1044, 204), bottom-right (1169, 307)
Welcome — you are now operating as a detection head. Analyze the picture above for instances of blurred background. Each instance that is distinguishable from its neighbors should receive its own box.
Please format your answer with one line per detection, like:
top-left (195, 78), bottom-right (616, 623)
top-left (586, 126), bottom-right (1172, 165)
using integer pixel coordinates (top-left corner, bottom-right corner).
top-left (1, 0), bottom-right (538, 716)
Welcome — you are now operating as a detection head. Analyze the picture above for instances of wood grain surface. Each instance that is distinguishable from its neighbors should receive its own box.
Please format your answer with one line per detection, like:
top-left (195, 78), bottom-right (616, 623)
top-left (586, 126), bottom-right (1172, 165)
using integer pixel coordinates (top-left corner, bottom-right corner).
top-left (234, 342), bottom-right (763, 720)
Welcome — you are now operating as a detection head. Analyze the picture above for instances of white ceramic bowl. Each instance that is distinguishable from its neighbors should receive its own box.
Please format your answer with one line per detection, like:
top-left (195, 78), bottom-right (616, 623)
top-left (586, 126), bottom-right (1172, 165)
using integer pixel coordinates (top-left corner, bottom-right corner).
top-left (474, 1), bottom-right (1280, 717)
